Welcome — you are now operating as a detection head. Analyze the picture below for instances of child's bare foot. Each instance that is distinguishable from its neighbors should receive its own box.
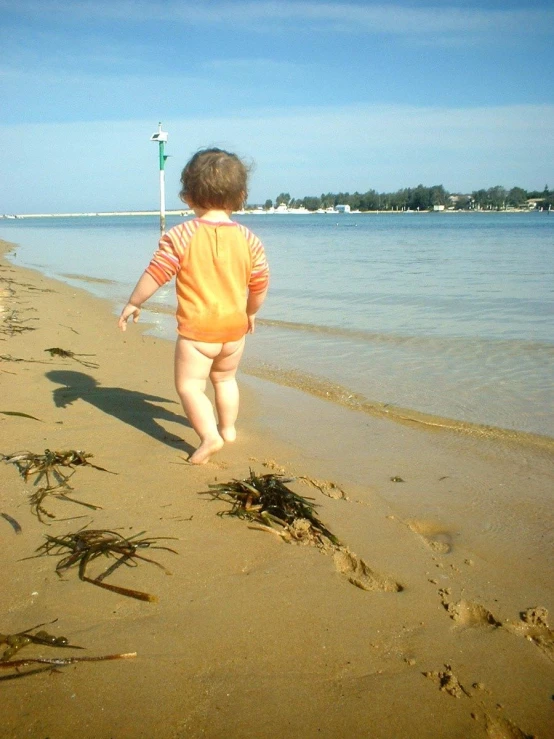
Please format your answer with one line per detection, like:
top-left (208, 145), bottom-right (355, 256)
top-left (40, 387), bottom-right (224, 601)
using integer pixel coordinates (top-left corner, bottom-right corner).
top-left (189, 435), bottom-right (224, 465)
top-left (218, 425), bottom-right (237, 443)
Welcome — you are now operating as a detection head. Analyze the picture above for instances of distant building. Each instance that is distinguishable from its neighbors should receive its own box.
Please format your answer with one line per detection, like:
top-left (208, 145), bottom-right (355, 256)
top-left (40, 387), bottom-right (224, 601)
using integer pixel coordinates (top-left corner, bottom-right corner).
top-left (433, 204), bottom-right (445, 211)
top-left (335, 204), bottom-right (351, 213)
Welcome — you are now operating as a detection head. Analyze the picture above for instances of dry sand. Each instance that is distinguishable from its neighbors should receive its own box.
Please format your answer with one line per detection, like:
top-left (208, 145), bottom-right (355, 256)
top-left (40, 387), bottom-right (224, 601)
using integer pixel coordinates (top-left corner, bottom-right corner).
top-left (1, 239), bottom-right (553, 738)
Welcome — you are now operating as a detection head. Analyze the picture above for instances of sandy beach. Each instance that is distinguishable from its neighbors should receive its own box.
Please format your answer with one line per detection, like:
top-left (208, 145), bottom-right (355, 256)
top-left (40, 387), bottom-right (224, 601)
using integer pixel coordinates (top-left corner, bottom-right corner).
top-left (1, 238), bottom-right (553, 738)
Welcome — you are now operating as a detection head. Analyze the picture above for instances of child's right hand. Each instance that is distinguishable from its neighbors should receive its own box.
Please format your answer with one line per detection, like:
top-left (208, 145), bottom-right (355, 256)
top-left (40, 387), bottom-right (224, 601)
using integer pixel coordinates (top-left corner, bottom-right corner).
top-left (247, 315), bottom-right (256, 333)
top-left (118, 303), bottom-right (141, 331)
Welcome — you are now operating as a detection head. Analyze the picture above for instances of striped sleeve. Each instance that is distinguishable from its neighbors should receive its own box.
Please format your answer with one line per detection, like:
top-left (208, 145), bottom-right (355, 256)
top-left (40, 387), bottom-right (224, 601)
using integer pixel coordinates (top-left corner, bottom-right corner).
top-left (145, 222), bottom-right (195, 285)
top-left (241, 226), bottom-right (269, 294)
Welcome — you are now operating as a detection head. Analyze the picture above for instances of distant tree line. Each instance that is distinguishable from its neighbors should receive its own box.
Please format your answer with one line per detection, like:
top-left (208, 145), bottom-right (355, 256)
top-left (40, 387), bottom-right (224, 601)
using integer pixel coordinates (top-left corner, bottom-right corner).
top-left (259, 185), bottom-right (553, 212)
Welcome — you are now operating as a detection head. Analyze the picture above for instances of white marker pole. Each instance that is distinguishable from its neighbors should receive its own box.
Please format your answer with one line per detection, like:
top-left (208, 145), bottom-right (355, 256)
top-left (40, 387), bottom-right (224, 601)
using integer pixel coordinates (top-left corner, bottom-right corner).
top-left (150, 122), bottom-right (169, 235)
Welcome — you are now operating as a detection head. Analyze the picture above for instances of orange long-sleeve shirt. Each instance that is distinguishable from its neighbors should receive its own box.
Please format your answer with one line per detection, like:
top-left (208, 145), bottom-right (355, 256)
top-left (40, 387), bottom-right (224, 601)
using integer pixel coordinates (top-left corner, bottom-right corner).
top-left (146, 219), bottom-right (269, 342)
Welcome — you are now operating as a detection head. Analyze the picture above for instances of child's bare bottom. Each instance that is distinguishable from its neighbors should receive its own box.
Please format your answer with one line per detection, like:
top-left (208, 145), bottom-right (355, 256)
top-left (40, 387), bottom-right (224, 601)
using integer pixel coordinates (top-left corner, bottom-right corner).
top-left (174, 335), bottom-right (246, 464)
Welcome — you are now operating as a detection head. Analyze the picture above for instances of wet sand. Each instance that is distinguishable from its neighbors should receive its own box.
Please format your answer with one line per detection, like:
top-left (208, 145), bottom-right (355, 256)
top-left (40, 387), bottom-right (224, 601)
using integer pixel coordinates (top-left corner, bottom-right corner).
top-left (1, 239), bottom-right (553, 738)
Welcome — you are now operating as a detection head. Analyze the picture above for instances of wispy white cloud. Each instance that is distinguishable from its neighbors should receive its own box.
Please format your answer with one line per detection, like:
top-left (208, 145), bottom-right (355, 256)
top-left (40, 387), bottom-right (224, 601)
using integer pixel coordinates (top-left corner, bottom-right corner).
top-left (205, 2), bottom-right (554, 36)
top-left (0, 103), bottom-right (552, 212)
top-left (0, 27), bottom-right (154, 73)
top-left (199, 58), bottom-right (310, 75)
top-left (1, 1), bottom-right (552, 39)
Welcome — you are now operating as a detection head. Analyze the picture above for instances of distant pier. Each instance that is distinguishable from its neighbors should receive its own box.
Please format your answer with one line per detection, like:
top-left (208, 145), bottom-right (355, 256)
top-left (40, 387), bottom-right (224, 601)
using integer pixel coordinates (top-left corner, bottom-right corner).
top-left (0, 210), bottom-right (192, 219)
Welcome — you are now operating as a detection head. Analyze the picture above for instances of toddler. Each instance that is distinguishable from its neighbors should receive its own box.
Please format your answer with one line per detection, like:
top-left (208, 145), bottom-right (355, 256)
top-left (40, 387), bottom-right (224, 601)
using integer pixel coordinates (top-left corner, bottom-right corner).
top-left (118, 148), bottom-right (269, 464)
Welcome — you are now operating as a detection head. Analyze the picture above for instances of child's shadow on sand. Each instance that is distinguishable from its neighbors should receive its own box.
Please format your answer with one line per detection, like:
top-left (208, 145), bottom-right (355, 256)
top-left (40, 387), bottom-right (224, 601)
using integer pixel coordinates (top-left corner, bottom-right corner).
top-left (46, 370), bottom-right (194, 455)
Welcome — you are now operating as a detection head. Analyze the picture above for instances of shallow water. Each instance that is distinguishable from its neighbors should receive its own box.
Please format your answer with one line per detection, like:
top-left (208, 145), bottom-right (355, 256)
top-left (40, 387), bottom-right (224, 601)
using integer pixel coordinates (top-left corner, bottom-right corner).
top-left (2, 211), bottom-right (553, 438)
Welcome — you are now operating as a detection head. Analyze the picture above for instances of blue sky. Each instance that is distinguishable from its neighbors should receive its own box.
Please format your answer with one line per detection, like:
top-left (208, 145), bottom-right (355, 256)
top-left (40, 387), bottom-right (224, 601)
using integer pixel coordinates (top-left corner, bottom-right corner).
top-left (1, 0), bottom-right (553, 212)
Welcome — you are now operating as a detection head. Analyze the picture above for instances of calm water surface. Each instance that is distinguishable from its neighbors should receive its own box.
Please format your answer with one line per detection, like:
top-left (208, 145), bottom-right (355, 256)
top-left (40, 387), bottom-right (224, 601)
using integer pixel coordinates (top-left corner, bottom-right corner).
top-left (2, 212), bottom-right (553, 438)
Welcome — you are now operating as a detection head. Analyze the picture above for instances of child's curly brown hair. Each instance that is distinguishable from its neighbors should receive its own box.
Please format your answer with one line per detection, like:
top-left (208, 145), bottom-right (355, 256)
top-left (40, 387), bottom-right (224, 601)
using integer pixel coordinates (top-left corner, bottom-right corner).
top-left (179, 148), bottom-right (250, 212)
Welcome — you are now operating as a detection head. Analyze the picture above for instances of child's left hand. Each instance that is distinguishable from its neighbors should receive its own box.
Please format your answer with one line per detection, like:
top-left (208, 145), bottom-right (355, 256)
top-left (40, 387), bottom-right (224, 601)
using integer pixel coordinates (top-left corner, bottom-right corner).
top-left (118, 303), bottom-right (141, 331)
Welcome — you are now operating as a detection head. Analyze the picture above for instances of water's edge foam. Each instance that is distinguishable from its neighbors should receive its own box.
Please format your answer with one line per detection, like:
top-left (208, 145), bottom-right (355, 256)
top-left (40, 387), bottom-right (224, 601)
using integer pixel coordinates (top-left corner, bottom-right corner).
top-left (241, 360), bottom-right (554, 453)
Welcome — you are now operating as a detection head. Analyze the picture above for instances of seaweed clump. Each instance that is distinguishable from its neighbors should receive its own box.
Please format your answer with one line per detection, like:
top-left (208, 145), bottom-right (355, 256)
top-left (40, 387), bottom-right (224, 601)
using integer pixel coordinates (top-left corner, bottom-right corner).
top-left (2, 449), bottom-right (114, 521)
top-left (206, 471), bottom-right (341, 548)
top-left (1, 620), bottom-right (83, 662)
top-left (44, 347), bottom-right (99, 368)
top-left (3, 449), bottom-right (113, 487)
top-left (30, 528), bottom-right (178, 602)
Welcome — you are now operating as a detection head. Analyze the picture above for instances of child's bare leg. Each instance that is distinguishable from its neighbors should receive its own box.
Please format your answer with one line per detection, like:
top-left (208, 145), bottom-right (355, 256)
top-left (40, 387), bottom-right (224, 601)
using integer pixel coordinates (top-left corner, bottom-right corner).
top-left (174, 338), bottom-right (224, 464)
top-left (210, 337), bottom-right (246, 442)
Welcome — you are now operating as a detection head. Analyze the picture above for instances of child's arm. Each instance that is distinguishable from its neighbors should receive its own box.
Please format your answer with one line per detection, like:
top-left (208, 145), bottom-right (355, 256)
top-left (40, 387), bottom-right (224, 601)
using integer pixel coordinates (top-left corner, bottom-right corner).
top-left (245, 229), bottom-right (269, 334)
top-left (118, 271), bottom-right (160, 331)
top-left (246, 287), bottom-right (268, 333)
top-left (118, 228), bottom-right (181, 331)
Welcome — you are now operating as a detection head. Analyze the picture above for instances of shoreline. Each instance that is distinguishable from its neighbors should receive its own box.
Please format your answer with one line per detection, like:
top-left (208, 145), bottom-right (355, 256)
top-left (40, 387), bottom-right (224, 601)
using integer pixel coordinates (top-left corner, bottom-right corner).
top-left (3, 235), bottom-right (552, 449)
top-left (50, 273), bottom-right (550, 448)
top-left (5, 240), bottom-right (551, 445)
top-left (1, 208), bottom-right (543, 219)
top-left (1, 238), bottom-right (552, 738)
top-left (242, 361), bottom-right (554, 453)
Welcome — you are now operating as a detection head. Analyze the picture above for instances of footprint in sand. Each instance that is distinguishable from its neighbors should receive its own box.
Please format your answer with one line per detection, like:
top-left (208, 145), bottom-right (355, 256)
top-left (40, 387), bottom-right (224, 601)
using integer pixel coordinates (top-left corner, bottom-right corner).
top-left (422, 668), bottom-right (537, 737)
top-left (405, 519), bottom-right (453, 554)
top-left (503, 607), bottom-right (554, 662)
top-left (439, 590), bottom-right (501, 628)
top-left (484, 714), bottom-right (537, 739)
top-left (422, 663), bottom-right (470, 698)
top-left (262, 459), bottom-right (287, 474)
top-left (333, 548), bottom-right (403, 592)
top-left (439, 591), bottom-right (554, 662)
top-left (300, 476), bottom-right (349, 500)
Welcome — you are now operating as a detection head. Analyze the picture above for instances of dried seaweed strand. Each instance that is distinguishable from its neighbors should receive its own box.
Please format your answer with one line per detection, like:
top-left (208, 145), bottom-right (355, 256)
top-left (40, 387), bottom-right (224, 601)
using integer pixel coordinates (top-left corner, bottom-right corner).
top-left (0, 410), bottom-right (42, 421)
top-left (0, 652), bottom-right (137, 668)
top-left (28, 487), bottom-right (102, 524)
top-left (0, 355), bottom-right (50, 364)
top-left (1, 512), bottom-right (22, 534)
top-left (80, 576), bottom-right (158, 602)
top-left (0, 652), bottom-right (137, 681)
top-left (0, 665), bottom-right (55, 681)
